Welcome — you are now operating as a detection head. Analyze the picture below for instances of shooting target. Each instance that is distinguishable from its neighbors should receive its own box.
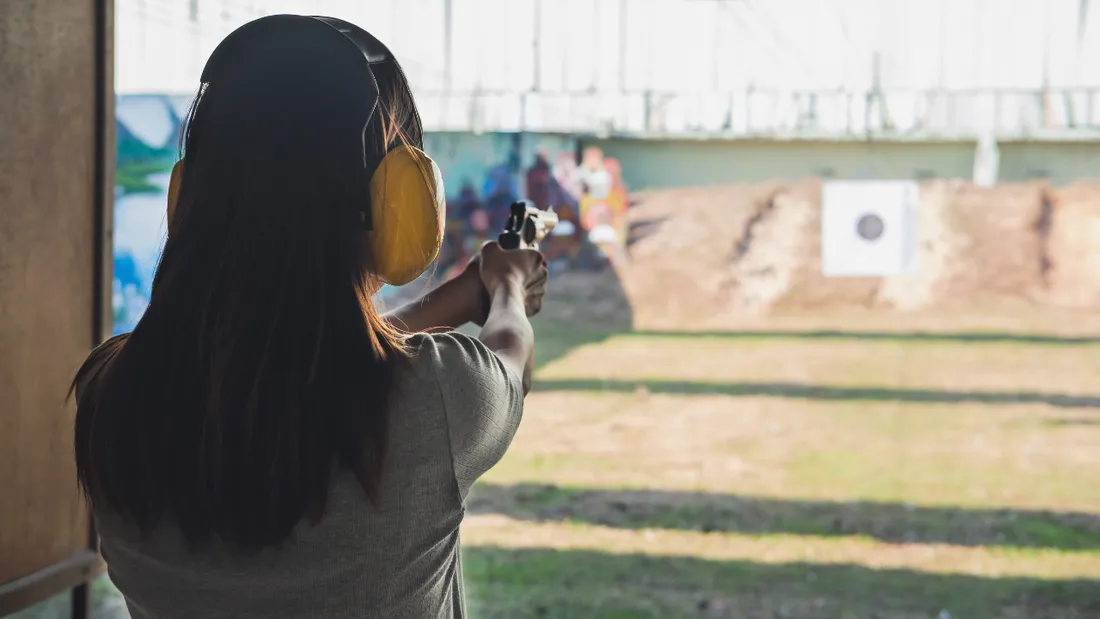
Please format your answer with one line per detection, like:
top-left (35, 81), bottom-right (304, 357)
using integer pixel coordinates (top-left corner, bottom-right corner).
top-left (855, 213), bottom-right (885, 241)
top-left (821, 180), bottom-right (919, 277)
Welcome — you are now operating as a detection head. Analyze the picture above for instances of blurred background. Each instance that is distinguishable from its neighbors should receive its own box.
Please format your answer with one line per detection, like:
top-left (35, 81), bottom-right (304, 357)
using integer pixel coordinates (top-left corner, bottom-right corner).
top-left (17, 0), bottom-right (1100, 617)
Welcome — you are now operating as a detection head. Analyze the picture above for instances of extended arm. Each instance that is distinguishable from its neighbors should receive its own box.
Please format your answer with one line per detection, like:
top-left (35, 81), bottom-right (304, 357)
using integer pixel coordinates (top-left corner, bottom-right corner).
top-left (478, 279), bottom-right (535, 394)
top-left (383, 266), bottom-right (486, 333)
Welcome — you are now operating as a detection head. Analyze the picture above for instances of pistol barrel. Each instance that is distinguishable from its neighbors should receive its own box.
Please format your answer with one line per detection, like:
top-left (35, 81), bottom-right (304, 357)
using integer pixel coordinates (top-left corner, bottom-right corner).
top-left (498, 200), bottom-right (557, 249)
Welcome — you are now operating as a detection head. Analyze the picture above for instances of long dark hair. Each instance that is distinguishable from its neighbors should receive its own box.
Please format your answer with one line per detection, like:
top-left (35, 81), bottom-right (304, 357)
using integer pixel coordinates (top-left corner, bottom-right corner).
top-left (73, 26), bottom-right (424, 552)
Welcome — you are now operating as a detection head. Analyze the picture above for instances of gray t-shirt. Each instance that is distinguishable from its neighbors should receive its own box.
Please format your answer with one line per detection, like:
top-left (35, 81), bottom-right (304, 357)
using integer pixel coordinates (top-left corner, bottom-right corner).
top-left (92, 331), bottom-right (524, 619)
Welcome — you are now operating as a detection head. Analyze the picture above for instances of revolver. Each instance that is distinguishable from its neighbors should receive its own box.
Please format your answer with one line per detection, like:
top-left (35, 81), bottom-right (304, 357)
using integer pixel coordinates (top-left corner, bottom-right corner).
top-left (497, 200), bottom-right (559, 250)
top-left (474, 200), bottom-right (558, 324)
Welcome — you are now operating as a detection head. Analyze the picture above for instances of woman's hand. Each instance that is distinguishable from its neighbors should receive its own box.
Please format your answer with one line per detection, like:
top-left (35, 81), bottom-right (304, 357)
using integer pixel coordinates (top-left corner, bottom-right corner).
top-left (474, 243), bottom-right (548, 321)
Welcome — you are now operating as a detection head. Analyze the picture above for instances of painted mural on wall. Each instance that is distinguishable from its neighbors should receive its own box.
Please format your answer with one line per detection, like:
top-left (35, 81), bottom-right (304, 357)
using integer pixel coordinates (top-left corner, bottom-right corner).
top-left (424, 132), bottom-right (632, 284)
top-left (112, 95), bottom-right (631, 333)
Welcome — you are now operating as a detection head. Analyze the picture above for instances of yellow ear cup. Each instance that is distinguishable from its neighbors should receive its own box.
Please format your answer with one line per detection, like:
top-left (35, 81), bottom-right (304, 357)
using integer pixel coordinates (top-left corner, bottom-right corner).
top-left (368, 145), bottom-right (446, 286)
top-left (167, 159), bottom-right (184, 225)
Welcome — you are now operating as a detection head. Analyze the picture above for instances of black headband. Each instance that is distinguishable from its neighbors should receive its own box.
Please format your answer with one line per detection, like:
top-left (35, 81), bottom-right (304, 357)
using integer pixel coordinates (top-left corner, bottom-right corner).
top-left (200, 15), bottom-right (395, 126)
top-left (199, 14), bottom-right (398, 230)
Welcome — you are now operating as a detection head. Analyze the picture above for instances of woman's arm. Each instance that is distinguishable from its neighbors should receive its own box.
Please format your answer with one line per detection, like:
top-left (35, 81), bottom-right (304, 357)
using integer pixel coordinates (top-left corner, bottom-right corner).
top-left (476, 243), bottom-right (544, 395)
top-left (478, 278), bottom-right (536, 394)
top-left (383, 265), bottom-right (486, 333)
top-left (426, 244), bottom-right (544, 498)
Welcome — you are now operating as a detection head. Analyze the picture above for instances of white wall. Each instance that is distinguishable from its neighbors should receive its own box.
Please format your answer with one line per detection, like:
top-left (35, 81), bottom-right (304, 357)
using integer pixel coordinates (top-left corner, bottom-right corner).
top-left (115, 0), bottom-right (1100, 133)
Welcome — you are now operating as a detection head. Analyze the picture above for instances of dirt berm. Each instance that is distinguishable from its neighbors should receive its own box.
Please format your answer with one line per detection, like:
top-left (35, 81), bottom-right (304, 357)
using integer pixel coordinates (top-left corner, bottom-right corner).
top-left (545, 180), bottom-right (1100, 330)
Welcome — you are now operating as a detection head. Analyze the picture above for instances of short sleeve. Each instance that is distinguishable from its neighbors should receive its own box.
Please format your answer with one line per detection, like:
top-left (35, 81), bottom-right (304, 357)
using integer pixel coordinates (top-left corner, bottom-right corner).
top-left (418, 332), bottom-right (525, 499)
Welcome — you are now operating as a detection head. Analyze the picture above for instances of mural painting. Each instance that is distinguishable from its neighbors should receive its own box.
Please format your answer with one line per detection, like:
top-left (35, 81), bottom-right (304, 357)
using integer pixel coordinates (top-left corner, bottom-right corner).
top-left (112, 95), bottom-right (631, 333)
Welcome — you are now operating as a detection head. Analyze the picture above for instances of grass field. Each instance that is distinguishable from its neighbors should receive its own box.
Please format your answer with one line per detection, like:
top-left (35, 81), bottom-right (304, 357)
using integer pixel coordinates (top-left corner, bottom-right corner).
top-left (15, 314), bottom-right (1100, 619)
top-left (459, 317), bottom-right (1100, 619)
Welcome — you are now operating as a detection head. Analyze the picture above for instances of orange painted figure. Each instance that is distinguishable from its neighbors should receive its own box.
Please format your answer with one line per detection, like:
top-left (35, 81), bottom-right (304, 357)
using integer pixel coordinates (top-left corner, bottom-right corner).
top-left (577, 146), bottom-right (629, 264)
top-left (604, 157), bottom-right (628, 217)
top-left (577, 146), bottom-right (612, 231)
top-left (603, 157), bottom-right (630, 252)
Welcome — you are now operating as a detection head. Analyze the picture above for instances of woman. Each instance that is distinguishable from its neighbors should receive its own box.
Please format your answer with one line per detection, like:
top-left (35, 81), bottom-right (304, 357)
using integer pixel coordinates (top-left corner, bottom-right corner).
top-left (72, 16), bottom-right (546, 619)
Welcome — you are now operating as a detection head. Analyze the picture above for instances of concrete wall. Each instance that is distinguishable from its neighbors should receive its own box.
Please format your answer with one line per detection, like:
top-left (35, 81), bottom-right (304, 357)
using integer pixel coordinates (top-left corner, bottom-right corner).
top-left (589, 138), bottom-right (977, 190)
top-left (588, 137), bottom-right (1100, 191)
top-left (998, 142), bottom-right (1100, 185)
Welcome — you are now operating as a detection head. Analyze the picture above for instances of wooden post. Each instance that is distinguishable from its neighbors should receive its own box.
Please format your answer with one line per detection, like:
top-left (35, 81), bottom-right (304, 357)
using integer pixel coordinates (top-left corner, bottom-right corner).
top-left (0, 0), bottom-right (113, 613)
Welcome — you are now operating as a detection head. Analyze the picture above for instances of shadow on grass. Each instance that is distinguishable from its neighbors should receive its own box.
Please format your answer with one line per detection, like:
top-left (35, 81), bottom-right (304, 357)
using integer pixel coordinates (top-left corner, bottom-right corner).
top-left (532, 323), bottom-right (623, 372)
top-left (531, 315), bottom-right (632, 372)
top-left (627, 329), bottom-right (1100, 346)
top-left (1044, 418), bottom-right (1100, 427)
top-left (468, 483), bottom-right (1100, 552)
top-left (463, 545), bottom-right (1100, 619)
top-left (531, 378), bottom-right (1100, 409)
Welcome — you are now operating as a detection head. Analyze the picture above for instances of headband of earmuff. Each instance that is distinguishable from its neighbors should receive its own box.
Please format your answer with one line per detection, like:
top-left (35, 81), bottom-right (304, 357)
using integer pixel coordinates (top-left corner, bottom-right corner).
top-left (169, 14), bottom-right (446, 286)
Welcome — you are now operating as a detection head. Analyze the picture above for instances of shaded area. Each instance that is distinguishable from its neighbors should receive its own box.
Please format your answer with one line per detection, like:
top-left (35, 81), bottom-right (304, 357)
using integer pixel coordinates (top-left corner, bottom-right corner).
top-left (531, 322), bottom-right (623, 372)
top-left (529, 271), bottom-right (635, 371)
top-left (7, 577), bottom-right (126, 619)
top-left (625, 215), bottom-right (670, 246)
top-left (625, 329), bottom-right (1100, 346)
top-left (1043, 418), bottom-right (1100, 427)
top-left (731, 190), bottom-right (778, 263)
top-left (468, 483), bottom-right (1100, 551)
top-left (531, 378), bottom-right (1100, 408)
top-left (463, 546), bottom-right (1100, 619)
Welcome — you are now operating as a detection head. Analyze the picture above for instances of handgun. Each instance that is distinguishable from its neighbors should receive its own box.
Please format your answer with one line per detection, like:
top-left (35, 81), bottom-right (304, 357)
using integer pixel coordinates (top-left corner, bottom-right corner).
top-left (473, 200), bottom-right (558, 324)
top-left (497, 200), bottom-right (559, 250)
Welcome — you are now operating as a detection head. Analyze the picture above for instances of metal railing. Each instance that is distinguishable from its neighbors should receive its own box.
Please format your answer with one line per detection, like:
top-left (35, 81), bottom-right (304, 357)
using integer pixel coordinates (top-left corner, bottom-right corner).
top-left (413, 87), bottom-right (1100, 140)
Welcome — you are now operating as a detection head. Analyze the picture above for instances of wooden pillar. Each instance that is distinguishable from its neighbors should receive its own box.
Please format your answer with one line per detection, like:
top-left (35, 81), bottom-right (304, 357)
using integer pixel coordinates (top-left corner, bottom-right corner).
top-left (0, 0), bottom-right (114, 614)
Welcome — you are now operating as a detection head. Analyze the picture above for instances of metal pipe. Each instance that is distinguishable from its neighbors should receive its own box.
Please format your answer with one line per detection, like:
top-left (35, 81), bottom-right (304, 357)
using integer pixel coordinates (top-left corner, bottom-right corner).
top-left (443, 0), bottom-right (453, 92)
top-left (619, 0), bottom-right (628, 91)
top-left (533, 0), bottom-right (542, 91)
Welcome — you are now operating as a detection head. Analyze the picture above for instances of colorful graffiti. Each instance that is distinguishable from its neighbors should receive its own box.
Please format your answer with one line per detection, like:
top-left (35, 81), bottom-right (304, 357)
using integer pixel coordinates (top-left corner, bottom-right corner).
top-left (428, 136), bottom-right (632, 283)
top-left (112, 95), bottom-right (631, 333)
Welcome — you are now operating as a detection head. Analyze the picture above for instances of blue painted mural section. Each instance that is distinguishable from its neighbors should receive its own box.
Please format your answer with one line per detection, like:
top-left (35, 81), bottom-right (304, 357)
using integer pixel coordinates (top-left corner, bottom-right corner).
top-left (113, 95), bottom-right (185, 334)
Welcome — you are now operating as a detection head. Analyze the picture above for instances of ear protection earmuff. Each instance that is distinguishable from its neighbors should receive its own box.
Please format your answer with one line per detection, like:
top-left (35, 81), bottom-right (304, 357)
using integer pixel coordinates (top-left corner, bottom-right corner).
top-left (168, 14), bottom-right (445, 286)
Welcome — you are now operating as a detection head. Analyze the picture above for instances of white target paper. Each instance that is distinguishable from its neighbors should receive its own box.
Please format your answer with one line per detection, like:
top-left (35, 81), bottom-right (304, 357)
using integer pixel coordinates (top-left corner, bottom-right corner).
top-left (821, 180), bottom-right (919, 277)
